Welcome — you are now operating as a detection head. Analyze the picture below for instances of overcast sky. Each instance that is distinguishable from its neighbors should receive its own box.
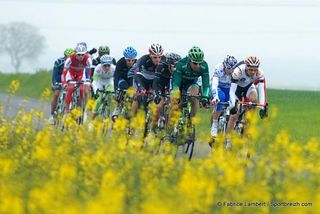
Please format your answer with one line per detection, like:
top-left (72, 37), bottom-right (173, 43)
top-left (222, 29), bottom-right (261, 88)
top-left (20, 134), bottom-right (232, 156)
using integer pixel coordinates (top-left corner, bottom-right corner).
top-left (1, 0), bottom-right (320, 90)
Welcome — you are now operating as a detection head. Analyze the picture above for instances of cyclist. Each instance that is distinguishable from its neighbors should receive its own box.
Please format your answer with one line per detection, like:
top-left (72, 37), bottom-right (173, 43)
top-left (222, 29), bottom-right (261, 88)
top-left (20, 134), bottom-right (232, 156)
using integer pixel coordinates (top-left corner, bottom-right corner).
top-left (152, 52), bottom-right (181, 127)
top-left (112, 46), bottom-right (138, 119)
top-left (114, 46), bottom-right (138, 91)
top-left (49, 48), bottom-right (75, 124)
top-left (128, 43), bottom-right (164, 115)
top-left (62, 43), bottom-right (92, 113)
top-left (210, 55), bottom-right (238, 137)
top-left (92, 54), bottom-right (116, 119)
top-left (92, 46), bottom-right (116, 67)
top-left (226, 56), bottom-right (267, 149)
top-left (172, 46), bottom-right (210, 117)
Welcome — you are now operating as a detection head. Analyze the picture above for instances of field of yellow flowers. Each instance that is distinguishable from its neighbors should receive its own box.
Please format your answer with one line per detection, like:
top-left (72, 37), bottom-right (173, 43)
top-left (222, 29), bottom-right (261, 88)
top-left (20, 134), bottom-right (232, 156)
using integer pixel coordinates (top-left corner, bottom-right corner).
top-left (0, 81), bottom-right (319, 214)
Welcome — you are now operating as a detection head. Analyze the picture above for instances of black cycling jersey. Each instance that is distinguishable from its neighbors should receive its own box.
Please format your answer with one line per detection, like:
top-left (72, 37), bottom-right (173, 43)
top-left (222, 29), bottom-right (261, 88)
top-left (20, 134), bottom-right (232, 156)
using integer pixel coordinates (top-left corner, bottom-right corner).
top-left (114, 57), bottom-right (136, 90)
top-left (128, 54), bottom-right (158, 80)
top-left (153, 60), bottom-right (172, 94)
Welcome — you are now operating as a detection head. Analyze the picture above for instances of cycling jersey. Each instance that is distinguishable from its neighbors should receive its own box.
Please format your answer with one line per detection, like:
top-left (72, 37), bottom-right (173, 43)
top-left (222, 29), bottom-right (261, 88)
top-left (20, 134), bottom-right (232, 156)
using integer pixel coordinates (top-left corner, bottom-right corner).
top-left (230, 64), bottom-right (266, 107)
top-left (211, 63), bottom-right (232, 98)
top-left (92, 64), bottom-right (115, 94)
top-left (128, 54), bottom-right (158, 80)
top-left (52, 57), bottom-right (65, 84)
top-left (114, 57), bottom-right (135, 90)
top-left (153, 60), bottom-right (172, 94)
top-left (63, 53), bottom-right (92, 82)
top-left (173, 57), bottom-right (210, 97)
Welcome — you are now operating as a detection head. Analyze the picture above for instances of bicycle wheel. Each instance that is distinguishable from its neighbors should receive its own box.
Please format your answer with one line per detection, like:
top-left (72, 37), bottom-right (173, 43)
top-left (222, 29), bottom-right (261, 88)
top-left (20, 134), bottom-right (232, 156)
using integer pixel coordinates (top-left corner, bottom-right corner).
top-left (184, 124), bottom-right (195, 160)
top-left (55, 92), bottom-right (66, 126)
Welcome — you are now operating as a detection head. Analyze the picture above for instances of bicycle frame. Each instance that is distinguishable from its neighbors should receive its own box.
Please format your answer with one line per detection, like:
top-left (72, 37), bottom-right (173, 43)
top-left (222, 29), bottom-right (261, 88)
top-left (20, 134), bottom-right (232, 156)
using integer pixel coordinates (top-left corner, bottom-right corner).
top-left (234, 101), bottom-right (268, 135)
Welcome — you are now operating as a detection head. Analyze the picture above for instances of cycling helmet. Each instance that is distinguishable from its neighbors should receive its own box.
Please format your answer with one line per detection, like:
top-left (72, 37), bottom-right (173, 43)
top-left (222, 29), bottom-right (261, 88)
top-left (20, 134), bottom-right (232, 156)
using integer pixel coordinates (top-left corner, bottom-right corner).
top-left (98, 45), bottom-right (110, 56)
top-left (100, 54), bottom-right (113, 65)
top-left (188, 46), bottom-right (204, 63)
top-left (75, 44), bottom-right (87, 54)
top-left (77, 42), bottom-right (87, 49)
top-left (223, 55), bottom-right (237, 69)
top-left (165, 52), bottom-right (182, 65)
top-left (123, 46), bottom-right (138, 59)
top-left (149, 44), bottom-right (164, 56)
top-left (245, 56), bottom-right (260, 67)
top-left (64, 48), bottom-right (75, 57)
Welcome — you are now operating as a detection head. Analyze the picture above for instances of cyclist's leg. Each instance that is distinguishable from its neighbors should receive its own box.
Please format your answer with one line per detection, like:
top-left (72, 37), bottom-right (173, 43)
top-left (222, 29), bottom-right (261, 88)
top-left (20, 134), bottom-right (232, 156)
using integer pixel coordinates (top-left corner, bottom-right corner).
top-left (132, 74), bottom-right (147, 115)
top-left (51, 84), bottom-right (62, 116)
top-left (226, 86), bottom-right (244, 135)
top-left (186, 83), bottom-right (200, 117)
top-left (65, 83), bottom-right (75, 112)
top-left (246, 84), bottom-right (258, 103)
top-left (211, 87), bottom-right (227, 137)
top-left (152, 80), bottom-right (167, 127)
top-left (92, 90), bottom-right (103, 119)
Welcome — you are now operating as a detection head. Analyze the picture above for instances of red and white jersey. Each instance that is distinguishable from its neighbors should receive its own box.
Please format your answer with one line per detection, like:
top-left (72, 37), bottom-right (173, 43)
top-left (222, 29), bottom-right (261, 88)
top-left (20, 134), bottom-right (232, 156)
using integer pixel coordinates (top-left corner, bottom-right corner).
top-left (232, 64), bottom-right (264, 88)
top-left (64, 53), bottom-right (92, 73)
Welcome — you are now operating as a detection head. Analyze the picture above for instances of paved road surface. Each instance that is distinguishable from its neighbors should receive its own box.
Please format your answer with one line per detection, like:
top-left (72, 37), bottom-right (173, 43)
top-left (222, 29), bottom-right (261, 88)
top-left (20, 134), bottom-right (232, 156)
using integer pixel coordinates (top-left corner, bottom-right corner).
top-left (0, 93), bottom-right (210, 158)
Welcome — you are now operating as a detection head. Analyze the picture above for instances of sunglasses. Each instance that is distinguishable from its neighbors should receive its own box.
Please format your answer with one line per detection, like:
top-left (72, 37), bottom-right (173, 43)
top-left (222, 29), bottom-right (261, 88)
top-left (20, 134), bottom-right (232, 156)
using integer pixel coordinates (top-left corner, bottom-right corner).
top-left (192, 61), bottom-right (201, 66)
top-left (103, 64), bottom-right (111, 67)
top-left (76, 54), bottom-right (85, 57)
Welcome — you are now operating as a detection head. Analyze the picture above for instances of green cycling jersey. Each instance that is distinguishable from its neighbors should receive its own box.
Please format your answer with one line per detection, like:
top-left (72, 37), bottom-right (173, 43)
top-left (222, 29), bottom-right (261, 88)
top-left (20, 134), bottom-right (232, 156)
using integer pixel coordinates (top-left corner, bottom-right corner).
top-left (173, 56), bottom-right (210, 97)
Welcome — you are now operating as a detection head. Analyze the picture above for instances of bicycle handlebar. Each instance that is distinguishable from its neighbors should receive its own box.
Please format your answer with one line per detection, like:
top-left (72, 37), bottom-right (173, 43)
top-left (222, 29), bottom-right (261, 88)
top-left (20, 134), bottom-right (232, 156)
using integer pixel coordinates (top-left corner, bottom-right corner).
top-left (237, 101), bottom-right (268, 108)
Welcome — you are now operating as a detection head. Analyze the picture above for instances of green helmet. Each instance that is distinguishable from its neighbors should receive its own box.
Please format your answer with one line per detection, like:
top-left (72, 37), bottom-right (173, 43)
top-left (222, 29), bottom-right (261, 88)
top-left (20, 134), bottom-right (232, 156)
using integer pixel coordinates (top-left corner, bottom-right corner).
top-left (188, 46), bottom-right (204, 63)
top-left (98, 45), bottom-right (110, 56)
top-left (64, 48), bottom-right (75, 57)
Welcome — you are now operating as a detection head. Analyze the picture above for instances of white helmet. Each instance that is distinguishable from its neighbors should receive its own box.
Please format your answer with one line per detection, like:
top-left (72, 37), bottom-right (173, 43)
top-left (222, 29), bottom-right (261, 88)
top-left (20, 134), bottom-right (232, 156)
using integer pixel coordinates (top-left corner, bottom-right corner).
top-left (75, 44), bottom-right (87, 54)
top-left (149, 43), bottom-right (164, 56)
top-left (245, 56), bottom-right (260, 67)
top-left (100, 54), bottom-right (113, 65)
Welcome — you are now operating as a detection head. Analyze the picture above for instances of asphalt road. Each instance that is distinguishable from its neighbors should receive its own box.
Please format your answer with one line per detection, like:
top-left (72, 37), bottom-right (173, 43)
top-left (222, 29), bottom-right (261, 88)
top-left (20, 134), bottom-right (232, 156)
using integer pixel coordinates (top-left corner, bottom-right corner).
top-left (0, 93), bottom-right (210, 158)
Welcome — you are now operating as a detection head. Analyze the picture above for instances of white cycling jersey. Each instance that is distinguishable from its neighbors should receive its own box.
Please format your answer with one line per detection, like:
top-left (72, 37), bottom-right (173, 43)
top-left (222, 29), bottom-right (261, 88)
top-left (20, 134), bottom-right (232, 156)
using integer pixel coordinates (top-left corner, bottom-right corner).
top-left (92, 64), bottom-right (115, 93)
top-left (230, 64), bottom-right (266, 107)
top-left (211, 63), bottom-right (232, 98)
top-left (232, 64), bottom-right (264, 87)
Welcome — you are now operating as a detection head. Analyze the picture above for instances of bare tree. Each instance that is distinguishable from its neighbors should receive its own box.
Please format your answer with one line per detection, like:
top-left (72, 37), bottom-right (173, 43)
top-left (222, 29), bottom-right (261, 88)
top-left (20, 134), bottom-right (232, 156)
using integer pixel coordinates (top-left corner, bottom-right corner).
top-left (0, 22), bottom-right (45, 72)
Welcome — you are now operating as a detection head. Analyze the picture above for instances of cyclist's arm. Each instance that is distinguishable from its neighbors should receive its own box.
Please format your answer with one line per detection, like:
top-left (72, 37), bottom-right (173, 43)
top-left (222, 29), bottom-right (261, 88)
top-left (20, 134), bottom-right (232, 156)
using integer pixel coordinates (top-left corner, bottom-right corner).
top-left (113, 63), bottom-right (121, 91)
top-left (201, 68), bottom-right (210, 98)
top-left (229, 80), bottom-right (238, 107)
top-left (211, 75), bottom-right (219, 99)
top-left (257, 70), bottom-right (266, 106)
top-left (153, 64), bottom-right (163, 94)
top-left (92, 67), bottom-right (101, 81)
top-left (85, 57), bottom-right (93, 80)
top-left (172, 64), bottom-right (182, 90)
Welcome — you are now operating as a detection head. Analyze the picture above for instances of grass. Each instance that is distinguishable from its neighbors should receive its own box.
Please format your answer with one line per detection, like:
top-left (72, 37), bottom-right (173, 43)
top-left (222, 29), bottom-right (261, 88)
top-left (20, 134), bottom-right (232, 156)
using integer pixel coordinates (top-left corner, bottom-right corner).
top-left (0, 70), bottom-right (319, 143)
top-left (0, 70), bottom-right (51, 98)
top-left (197, 89), bottom-right (320, 144)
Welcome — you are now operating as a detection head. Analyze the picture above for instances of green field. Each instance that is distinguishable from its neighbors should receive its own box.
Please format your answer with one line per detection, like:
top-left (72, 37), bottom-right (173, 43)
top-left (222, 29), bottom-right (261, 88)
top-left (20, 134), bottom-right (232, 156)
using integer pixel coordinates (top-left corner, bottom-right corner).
top-left (1, 71), bottom-right (319, 143)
